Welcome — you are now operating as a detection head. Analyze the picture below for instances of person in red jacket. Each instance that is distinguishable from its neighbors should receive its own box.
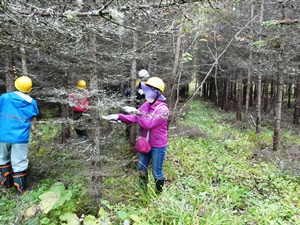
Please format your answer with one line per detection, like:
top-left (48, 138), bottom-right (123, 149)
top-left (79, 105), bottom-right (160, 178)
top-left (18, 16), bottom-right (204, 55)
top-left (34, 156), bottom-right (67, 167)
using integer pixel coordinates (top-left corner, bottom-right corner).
top-left (68, 80), bottom-right (90, 139)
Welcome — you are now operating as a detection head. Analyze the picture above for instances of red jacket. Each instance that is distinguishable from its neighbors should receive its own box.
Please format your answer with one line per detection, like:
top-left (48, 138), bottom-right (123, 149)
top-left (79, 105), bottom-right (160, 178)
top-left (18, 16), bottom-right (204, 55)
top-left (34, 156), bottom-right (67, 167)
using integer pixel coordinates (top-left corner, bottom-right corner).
top-left (68, 89), bottom-right (90, 112)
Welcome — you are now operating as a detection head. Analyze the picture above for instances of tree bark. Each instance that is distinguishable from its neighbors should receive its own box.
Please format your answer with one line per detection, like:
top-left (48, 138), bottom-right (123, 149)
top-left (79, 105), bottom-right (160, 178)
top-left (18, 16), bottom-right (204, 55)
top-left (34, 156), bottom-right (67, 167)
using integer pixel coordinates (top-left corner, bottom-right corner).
top-left (287, 82), bottom-right (292, 109)
top-left (256, 0), bottom-right (264, 134)
top-left (4, 49), bottom-right (15, 92)
top-left (169, 12), bottom-right (185, 108)
top-left (61, 73), bottom-right (71, 143)
top-left (273, 73), bottom-right (283, 151)
top-left (129, 31), bottom-right (138, 147)
top-left (89, 32), bottom-right (102, 200)
top-left (236, 69), bottom-right (243, 121)
top-left (249, 82), bottom-right (253, 107)
top-left (225, 75), bottom-right (231, 112)
top-left (20, 46), bottom-right (28, 76)
top-left (293, 79), bottom-right (300, 125)
top-left (245, 0), bottom-right (253, 115)
top-left (263, 79), bottom-right (269, 113)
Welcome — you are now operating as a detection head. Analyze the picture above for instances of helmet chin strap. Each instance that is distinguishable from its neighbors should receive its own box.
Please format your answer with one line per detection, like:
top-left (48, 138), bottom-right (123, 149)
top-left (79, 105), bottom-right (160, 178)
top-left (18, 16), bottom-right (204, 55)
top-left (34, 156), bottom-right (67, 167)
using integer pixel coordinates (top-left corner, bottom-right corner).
top-left (149, 90), bottom-right (161, 106)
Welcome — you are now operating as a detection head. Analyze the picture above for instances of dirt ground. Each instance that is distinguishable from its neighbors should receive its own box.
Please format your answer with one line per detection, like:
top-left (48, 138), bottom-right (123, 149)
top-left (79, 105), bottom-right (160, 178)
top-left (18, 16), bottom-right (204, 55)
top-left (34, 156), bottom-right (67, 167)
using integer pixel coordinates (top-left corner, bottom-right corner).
top-left (252, 144), bottom-right (300, 176)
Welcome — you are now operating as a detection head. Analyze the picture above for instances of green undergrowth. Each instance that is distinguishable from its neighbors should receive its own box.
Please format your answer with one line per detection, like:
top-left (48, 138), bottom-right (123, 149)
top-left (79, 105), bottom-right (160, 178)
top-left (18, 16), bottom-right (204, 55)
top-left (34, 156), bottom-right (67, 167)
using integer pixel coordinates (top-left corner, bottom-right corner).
top-left (1, 100), bottom-right (300, 224)
top-left (105, 100), bottom-right (300, 224)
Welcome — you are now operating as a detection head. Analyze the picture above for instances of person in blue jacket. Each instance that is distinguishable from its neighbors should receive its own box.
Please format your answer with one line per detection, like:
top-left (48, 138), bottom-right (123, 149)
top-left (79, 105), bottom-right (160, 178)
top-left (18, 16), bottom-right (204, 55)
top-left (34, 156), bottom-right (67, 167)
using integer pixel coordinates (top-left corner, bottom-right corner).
top-left (0, 76), bottom-right (39, 194)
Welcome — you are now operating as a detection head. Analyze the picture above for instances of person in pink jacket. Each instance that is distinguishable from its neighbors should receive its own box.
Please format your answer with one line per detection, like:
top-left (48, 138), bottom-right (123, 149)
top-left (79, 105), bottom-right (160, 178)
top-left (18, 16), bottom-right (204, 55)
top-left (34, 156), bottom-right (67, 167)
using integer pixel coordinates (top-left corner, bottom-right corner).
top-left (108, 77), bottom-right (169, 193)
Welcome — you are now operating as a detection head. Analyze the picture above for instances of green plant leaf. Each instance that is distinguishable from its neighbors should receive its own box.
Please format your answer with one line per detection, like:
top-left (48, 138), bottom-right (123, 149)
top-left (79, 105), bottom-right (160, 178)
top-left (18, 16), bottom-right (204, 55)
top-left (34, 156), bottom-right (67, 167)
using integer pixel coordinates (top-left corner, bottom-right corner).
top-left (38, 191), bottom-right (60, 214)
top-left (27, 217), bottom-right (39, 225)
top-left (117, 211), bottom-right (128, 220)
top-left (98, 207), bottom-right (107, 217)
top-left (83, 215), bottom-right (102, 225)
top-left (49, 182), bottom-right (66, 195)
top-left (23, 205), bottom-right (41, 219)
top-left (40, 217), bottom-right (51, 224)
top-left (59, 212), bottom-right (80, 225)
top-left (130, 214), bottom-right (142, 222)
top-left (53, 190), bottom-right (72, 209)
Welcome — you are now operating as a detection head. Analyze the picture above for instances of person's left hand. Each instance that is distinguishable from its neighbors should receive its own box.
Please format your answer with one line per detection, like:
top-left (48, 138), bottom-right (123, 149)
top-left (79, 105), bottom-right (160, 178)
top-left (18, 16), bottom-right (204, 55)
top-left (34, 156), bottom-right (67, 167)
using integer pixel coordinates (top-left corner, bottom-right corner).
top-left (107, 114), bottom-right (119, 121)
top-left (101, 114), bottom-right (118, 120)
top-left (122, 106), bottom-right (139, 114)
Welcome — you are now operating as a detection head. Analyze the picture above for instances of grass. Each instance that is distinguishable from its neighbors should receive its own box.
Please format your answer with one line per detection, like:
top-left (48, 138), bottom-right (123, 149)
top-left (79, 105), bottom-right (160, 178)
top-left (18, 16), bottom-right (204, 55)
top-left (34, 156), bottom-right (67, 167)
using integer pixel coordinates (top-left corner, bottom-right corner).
top-left (1, 100), bottom-right (300, 224)
top-left (106, 100), bottom-right (300, 224)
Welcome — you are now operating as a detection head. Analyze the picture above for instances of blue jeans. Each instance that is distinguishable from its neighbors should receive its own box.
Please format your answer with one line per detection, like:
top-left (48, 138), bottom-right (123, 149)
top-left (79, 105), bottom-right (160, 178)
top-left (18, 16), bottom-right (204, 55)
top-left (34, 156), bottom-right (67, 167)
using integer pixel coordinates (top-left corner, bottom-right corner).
top-left (0, 142), bottom-right (28, 173)
top-left (138, 146), bottom-right (167, 179)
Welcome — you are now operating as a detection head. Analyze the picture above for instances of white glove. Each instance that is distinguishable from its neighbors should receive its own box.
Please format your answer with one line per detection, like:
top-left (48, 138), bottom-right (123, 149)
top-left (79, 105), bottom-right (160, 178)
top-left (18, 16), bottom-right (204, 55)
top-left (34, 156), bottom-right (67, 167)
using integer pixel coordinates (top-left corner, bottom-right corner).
top-left (122, 106), bottom-right (139, 114)
top-left (107, 114), bottom-right (119, 121)
top-left (138, 89), bottom-right (144, 95)
top-left (101, 114), bottom-right (118, 121)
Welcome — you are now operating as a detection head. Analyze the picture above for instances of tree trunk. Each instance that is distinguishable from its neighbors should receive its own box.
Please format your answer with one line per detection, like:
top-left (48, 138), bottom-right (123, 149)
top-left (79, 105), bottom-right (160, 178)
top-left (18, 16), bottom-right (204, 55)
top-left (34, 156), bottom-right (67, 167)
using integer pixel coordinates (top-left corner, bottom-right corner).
top-left (203, 82), bottom-right (207, 97)
top-left (270, 80), bottom-right (275, 102)
top-left (287, 82), bottom-right (292, 108)
top-left (249, 82), bottom-right (253, 107)
top-left (214, 66), bottom-right (219, 107)
top-left (233, 81), bottom-right (237, 103)
top-left (20, 46), bottom-right (28, 76)
top-left (263, 79), bottom-right (269, 113)
top-left (169, 12), bottom-right (185, 107)
top-left (236, 69), bottom-right (243, 121)
top-left (273, 73), bottom-right (283, 151)
top-left (4, 49), bottom-right (15, 92)
top-left (223, 78), bottom-right (229, 112)
top-left (89, 32), bottom-right (102, 200)
top-left (256, 0), bottom-right (264, 134)
top-left (293, 79), bottom-right (300, 125)
top-left (129, 31), bottom-right (138, 148)
top-left (61, 73), bottom-right (71, 143)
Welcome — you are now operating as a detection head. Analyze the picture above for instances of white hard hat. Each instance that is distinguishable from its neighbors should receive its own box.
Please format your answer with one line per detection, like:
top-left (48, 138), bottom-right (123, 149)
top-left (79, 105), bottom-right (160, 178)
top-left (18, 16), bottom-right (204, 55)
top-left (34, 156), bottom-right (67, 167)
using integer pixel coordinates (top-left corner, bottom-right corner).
top-left (137, 69), bottom-right (149, 78)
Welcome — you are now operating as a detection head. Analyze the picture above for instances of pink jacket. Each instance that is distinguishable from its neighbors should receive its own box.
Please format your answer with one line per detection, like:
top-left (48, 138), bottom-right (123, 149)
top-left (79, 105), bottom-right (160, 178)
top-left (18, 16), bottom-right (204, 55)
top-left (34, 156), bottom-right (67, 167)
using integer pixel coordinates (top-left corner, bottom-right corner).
top-left (118, 101), bottom-right (169, 147)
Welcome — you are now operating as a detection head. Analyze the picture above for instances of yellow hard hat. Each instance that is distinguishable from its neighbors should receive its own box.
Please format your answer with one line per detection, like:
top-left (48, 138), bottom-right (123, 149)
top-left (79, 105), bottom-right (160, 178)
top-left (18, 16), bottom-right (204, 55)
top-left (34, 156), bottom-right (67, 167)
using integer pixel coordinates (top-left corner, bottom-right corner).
top-left (144, 77), bottom-right (165, 93)
top-left (15, 76), bottom-right (32, 93)
top-left (77, 80), bottom-right (86, 89)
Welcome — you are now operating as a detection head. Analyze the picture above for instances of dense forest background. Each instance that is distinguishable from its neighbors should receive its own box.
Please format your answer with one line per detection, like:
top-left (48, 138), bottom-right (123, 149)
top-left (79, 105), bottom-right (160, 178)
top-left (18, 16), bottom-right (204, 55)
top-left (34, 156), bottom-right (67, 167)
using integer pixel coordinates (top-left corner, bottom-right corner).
top-left (1, 0), bottom-right (300, 224)
top-left (1, 0), bottom-right (299, 147)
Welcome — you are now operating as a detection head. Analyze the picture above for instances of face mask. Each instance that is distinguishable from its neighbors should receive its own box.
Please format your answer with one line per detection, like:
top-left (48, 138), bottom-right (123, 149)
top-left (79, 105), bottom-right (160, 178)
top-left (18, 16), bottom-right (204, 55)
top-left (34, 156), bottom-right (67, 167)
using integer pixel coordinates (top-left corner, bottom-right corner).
top-left (146, 95), bottom-right (155, 103)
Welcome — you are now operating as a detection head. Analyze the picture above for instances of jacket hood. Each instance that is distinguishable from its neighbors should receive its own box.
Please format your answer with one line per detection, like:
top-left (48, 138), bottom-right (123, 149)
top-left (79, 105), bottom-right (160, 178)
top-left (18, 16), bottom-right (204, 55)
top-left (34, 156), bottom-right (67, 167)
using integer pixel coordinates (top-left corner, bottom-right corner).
top-left (10, 91), bottom-right (32, 108)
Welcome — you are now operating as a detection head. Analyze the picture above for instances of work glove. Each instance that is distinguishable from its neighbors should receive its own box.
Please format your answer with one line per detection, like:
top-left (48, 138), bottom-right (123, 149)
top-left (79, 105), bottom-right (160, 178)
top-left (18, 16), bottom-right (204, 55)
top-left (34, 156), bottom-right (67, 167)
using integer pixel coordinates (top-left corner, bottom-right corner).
top-left (122, 106), bottom-right (139, 114)
top-left (101, 114), bottom-right (120, 123)
top-left (107, 114), bottom-right (119, 120)
top-left (138, 89), bottom-right (144, 95)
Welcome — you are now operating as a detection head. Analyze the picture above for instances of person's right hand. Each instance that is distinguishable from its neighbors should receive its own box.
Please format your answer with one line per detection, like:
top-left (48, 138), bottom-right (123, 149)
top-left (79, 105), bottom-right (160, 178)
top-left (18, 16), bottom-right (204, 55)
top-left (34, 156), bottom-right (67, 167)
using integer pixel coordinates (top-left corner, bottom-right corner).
top-left (107, 114), bottom-right (119, 121)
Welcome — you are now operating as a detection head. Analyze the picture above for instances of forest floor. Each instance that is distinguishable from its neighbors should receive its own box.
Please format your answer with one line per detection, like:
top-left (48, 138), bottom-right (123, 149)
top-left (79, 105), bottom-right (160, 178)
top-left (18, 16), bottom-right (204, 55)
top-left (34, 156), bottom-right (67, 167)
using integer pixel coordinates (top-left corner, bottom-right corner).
top-left (1, 99), bottom-right (300, 224)
top-left (221, 103), bottom-right (300, 176)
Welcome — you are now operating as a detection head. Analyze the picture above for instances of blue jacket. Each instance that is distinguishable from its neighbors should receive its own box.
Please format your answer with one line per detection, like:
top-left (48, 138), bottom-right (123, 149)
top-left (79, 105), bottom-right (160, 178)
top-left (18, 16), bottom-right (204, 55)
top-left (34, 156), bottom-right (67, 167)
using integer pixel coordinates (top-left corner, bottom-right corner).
top-left (0, 91), bottom-right (39, 143)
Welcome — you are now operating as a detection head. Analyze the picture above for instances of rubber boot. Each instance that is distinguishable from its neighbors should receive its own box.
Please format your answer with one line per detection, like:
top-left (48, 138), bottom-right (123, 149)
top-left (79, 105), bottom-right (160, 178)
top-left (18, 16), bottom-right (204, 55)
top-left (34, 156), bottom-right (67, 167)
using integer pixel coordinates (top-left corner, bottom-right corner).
top-left (155, 178), bottom-right (164, 194)
top-left (139, 172), bottom-right (148, 192)
top-left (0, 163), bottom-right (13, 187)
top-left (13, 171), bottom-right (27, 195)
